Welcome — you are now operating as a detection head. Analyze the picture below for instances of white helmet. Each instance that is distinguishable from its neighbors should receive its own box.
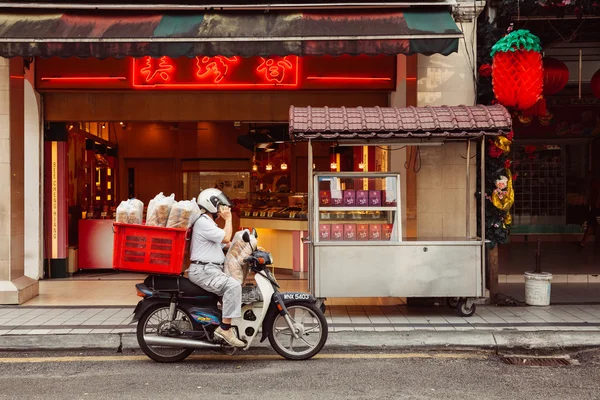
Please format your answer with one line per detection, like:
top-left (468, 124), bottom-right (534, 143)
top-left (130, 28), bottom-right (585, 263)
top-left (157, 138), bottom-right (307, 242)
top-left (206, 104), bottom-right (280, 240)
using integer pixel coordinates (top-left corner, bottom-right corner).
top-left (197, 188), bottom-right (232, 214)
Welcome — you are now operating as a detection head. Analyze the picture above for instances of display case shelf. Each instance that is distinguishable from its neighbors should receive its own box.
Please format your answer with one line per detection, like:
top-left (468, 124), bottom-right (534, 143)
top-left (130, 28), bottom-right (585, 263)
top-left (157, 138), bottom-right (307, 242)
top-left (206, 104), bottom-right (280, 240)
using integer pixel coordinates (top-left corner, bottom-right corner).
top-left (313, 172), bottom-right (402, 244)
top-left (319, 206), bottom-right (397, 212)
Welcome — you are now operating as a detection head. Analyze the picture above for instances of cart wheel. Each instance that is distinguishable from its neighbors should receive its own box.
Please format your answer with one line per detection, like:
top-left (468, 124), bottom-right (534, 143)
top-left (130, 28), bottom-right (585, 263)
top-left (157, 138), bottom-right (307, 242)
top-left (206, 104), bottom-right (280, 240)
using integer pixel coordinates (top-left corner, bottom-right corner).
top-left (456, 299), bottom-right (476, 317)
top-left (446, 298), bottom-right (460, 309)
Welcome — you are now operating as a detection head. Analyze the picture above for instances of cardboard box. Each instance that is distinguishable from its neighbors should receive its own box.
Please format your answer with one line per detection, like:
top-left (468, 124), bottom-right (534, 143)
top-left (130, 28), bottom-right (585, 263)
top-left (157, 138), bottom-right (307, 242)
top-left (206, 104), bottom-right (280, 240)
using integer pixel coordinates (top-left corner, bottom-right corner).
top-left (357, 224), bottom-right (369, 241)
top-left (369, 190), bottom-right (382, 207)
top-left (343, 190), bottom-right (356, 206)
top-left (382, 224), bottom-right (393, 241)
top-left (319, 190), bottom-right (331, 206)
top-left (343, 224), bottom-right (356, 241)
top-left (356, 190), bottom-right (369, 207)
top-left (331, 224), bottom-right (344, 241)
top-left (319, 224), bottom-right (331, 241)
top-left (330, 190), bottom-right (343, 206)
top-left (369, 224), bottom-right (381, 241)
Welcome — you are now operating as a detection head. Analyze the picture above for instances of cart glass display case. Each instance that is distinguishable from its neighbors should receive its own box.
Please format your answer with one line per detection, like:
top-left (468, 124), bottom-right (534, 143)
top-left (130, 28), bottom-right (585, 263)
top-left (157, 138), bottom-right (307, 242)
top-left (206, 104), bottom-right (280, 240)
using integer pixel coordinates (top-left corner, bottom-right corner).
top-left (240, 192), bottom-right (308, 220)
top-left (314, 174), bottom-right (401, 242)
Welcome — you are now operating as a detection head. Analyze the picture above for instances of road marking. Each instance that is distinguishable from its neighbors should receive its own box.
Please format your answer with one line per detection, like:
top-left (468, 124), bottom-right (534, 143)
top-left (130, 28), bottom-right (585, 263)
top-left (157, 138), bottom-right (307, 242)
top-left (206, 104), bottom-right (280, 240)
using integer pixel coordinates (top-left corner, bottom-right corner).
top-left (0, 352), bottom-right (488, 364)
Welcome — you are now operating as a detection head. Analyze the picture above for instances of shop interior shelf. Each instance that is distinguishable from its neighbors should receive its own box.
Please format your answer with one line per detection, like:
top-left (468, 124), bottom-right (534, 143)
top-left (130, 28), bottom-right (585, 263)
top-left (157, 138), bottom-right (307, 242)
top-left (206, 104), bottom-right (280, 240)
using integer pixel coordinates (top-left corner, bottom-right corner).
top-left (319, 206), bottom-right (397, 212)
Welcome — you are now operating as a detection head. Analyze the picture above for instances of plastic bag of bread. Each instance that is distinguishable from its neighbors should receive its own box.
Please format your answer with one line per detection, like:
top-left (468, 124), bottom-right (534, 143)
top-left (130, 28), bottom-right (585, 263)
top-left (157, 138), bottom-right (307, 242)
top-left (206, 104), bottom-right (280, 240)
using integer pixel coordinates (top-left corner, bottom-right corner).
top-left (224, 229), bottom-right (257, 285)
top-left (116, 199), bottom-right (144, 225)
top-left (146, 192), bottom-right (175, 227)
top-left (166, 198), bottom-right (202, 229)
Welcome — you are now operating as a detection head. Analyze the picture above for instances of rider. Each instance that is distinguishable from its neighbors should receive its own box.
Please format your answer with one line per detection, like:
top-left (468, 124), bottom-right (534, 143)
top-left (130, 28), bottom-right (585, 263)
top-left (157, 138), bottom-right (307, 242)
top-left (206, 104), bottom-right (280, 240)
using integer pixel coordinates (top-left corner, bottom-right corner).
top-left (188, 188), bottom-right (245, 348)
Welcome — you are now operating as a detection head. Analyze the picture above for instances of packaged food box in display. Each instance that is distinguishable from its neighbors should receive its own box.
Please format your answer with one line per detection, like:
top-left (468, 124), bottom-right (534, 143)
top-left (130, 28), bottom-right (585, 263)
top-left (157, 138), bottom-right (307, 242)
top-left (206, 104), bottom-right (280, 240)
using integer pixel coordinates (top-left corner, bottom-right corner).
top-left (382, 224), bottom-right (393, 240)
top-left (369, 224), bottom-right (381, 241)
top-left (319, 224), bottom-right (331, 241)
top-left (319, 190), bottom-right (331, 206)
top-left (356, 190), bottom-right (369, 207)
top-left (331, 224), bottom-right (344, 241)
top-left (357, 224), bottom-right (369, 241)
top-left (343, 190), bottom-right (356, 206)
top-left (369, 190), bottom-right (382, 207)
top-left (383, 190), bottom-right (397, 206)
top-left (330, 190), bottom-right (343, 206)
top-left (343, 224), bottom-right (356, 241)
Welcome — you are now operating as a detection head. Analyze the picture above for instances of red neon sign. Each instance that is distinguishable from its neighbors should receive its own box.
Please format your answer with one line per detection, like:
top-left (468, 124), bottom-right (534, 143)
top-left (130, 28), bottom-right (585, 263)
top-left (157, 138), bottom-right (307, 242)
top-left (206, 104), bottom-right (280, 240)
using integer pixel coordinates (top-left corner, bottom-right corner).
top-left (140, 56), bottom-right (175, 83)
top-left (131, 56), bottom-right (300, 89)
top-left (196, 56), bottom-right (240, 84)
top-left (257, 57), bottom-right (294, 84)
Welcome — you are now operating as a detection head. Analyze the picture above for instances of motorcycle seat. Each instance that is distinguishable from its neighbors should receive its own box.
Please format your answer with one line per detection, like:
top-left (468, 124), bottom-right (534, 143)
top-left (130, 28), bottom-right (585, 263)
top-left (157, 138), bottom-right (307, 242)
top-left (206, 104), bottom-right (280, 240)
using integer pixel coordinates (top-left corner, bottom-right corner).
top-left (144, 275), bottom-right (219, 298)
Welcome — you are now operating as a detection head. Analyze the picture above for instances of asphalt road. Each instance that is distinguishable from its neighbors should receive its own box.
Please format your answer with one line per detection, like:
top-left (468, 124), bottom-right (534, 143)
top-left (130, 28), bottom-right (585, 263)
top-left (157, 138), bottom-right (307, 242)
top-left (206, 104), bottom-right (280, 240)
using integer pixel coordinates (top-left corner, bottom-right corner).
top-left (1, 349), bottom-right (599, 400)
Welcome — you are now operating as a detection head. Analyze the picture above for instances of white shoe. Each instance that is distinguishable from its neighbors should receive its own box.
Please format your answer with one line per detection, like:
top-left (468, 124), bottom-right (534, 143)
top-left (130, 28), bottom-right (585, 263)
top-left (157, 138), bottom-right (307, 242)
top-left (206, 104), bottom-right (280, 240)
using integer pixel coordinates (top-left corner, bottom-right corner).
top-left (214, 327), bottom-right (245, 348)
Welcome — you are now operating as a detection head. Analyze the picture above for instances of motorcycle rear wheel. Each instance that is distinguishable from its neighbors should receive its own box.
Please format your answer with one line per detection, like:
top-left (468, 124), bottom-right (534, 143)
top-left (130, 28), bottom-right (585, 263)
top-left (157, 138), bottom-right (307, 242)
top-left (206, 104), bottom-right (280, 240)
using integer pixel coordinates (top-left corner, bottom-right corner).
top-left (137, 304), bottom-right (195, 363)
top-left (268, 302), bottom-right (328, 360)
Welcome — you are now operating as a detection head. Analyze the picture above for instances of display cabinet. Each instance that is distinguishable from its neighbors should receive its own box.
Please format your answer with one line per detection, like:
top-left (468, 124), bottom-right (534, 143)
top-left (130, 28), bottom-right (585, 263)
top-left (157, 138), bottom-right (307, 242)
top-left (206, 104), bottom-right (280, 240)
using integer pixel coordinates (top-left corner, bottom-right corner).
top-left (313, 173), bottom-right (401, 243)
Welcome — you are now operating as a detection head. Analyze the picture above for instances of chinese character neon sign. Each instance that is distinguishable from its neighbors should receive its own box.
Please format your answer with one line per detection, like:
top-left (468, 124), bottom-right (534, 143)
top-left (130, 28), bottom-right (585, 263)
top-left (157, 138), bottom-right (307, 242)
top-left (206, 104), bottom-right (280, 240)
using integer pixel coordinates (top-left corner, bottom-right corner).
top-left (140, 56), bottom-right (175, 84)
top-left (131, 55), bottom-right (299, 89)
top-left (196, 56), bottom-right (240, 84)
top-left (256, 57), bottom-right (294, 84)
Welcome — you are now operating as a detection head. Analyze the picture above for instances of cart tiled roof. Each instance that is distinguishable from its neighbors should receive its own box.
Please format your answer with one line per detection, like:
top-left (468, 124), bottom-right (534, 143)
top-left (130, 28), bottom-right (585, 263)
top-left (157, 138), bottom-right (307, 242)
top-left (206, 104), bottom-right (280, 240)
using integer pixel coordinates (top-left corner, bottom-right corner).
top-left (288, 105), bottom-right (512, 140)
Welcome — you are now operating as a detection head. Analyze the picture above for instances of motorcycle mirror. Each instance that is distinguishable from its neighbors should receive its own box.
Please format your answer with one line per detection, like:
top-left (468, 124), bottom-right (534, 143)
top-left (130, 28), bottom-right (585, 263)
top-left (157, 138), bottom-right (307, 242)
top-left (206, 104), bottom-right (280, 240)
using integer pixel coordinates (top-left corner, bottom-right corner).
top-left (242, 231), bottom-right (251, 243)
top-left (252, 228), bottom-right (258, 239)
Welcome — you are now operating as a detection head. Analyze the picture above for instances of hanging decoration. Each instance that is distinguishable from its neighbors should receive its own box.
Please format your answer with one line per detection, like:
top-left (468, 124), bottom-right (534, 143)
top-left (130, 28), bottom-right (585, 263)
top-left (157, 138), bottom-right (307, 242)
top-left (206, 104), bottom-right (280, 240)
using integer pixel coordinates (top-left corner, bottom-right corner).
top-left (484, 130), bottom-right (515, 248)
top-left (591, 69), bottom-right (600, 99)
top-left (491, 30), bottom-right (544, 111)
top-left (542, 57), bottom-right (569, 95)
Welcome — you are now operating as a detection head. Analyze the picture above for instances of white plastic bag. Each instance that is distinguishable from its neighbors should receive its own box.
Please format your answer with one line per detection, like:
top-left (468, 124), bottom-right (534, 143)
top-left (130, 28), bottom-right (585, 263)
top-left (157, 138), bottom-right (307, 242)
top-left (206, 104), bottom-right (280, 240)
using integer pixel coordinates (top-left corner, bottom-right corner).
top-left (166, 198), bottom-right (202, 229)
top-left (116, 198), bottom-right (144, 225)
top-left (146, 192), bottom-right (176, 227)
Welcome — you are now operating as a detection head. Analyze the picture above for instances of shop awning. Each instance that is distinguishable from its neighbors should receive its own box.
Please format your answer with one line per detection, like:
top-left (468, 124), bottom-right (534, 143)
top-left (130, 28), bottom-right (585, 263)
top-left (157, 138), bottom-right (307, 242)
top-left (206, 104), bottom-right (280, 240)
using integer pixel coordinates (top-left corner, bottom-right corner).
top-left (288, 105), bottom-right (513, 140)
top-left (0, 9), bottom-right (462, 58)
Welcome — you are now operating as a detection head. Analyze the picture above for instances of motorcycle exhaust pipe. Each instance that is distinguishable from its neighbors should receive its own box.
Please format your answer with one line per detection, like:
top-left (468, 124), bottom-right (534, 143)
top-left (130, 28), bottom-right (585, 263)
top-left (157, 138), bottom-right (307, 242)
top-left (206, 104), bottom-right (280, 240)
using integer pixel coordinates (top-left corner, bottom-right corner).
top-left (144, 335), bottom-right (223, 349)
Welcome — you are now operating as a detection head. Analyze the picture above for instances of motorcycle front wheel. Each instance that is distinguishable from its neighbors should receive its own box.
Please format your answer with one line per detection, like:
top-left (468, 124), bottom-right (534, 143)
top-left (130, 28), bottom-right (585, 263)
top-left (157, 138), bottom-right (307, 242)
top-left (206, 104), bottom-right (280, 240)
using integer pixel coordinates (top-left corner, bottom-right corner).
top-left (137, 304), bottom-right (195, 363)
top-left (268, 302), bottom-right (328, 360)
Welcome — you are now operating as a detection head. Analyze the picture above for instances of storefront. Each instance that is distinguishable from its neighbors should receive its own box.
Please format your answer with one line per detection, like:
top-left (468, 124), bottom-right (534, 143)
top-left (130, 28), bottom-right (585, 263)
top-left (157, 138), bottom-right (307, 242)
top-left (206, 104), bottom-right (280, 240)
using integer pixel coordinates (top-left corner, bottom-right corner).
top-left (0, 1), bottom-right (486, 304)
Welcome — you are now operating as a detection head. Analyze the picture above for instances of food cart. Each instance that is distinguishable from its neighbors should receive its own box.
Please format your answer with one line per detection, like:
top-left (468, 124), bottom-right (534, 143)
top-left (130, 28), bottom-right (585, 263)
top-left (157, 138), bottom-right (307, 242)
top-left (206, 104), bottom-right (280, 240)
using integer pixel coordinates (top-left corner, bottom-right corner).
top-left (288, 105), bottom-right (513, 317)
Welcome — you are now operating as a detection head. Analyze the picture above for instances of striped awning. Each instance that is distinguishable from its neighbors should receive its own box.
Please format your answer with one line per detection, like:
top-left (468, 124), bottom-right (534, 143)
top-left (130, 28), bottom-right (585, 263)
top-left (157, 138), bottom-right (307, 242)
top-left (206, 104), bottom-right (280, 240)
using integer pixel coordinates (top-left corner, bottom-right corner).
top-left (0, 9), bottom-right (462, 58)
top-left (288, 105), bottom-right (513, 140)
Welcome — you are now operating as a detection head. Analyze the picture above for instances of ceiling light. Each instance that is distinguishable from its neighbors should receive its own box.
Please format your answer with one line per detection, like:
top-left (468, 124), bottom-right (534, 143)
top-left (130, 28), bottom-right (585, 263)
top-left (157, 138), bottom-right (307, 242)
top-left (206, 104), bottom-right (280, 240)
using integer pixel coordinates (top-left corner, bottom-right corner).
top-left (252, 164), bottom-right (258, 172)
top-left (280, 163), bottom-right (288, 170)
top-left (266, 163), bottom-right (273, 171)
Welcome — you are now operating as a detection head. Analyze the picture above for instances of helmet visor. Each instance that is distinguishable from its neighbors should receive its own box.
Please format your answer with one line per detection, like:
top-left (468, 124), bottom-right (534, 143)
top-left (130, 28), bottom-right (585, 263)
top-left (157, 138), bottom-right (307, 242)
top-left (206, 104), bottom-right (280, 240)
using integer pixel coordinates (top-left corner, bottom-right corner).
top-left (212, 192), bottom-right (232, 209)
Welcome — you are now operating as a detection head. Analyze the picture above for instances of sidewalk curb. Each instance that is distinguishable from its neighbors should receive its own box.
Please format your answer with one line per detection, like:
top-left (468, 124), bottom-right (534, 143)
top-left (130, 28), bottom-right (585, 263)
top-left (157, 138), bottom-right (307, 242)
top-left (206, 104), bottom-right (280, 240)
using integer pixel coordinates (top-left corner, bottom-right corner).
top-left (1, 331), bottom-right (600, 353)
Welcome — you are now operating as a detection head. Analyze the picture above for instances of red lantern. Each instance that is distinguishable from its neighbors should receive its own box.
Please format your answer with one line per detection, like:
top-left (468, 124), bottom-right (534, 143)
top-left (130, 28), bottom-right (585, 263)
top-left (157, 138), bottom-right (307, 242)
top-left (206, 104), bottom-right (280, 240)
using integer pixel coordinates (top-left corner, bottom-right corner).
top-left (491, 30), bottom-right (544, 110)
top-left (592, 69), bottom-right (600, 99)
top-left (543, 57), bottom-right (569, 95)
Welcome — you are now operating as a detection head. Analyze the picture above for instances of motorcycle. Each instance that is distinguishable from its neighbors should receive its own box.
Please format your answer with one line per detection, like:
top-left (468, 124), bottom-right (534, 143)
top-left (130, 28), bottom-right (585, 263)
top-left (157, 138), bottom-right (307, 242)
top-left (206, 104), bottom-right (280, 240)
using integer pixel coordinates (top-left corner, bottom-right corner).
top-left (132, 230), bottom-right (328, 362)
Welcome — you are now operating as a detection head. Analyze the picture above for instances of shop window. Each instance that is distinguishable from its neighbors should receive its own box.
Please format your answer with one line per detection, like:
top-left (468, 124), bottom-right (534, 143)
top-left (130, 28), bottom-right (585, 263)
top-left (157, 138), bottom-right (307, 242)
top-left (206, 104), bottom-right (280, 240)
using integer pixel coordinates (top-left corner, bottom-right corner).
top-left (512, 142), bottom-right (589, 230)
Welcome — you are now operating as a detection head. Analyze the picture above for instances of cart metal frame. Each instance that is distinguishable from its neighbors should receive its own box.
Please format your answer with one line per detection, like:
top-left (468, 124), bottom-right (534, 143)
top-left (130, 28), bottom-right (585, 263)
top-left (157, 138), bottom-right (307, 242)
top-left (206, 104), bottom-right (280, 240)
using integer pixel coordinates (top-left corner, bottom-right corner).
top-left (304, 138), bottom-right (486, 317)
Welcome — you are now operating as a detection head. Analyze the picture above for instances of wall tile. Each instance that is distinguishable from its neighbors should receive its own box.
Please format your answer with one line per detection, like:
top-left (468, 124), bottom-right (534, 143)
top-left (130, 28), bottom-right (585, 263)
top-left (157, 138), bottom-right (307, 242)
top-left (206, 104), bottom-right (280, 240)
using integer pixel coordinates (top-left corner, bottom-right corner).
top-left (418, 146), bottom-right (443, 166)
top-left (0, 138), bottom-right (9, 162)
top-left (417, 212), bottom-right (443, 238)
top-left (417, 188), bottom-right (445, 213)
top-left (416, 164), bottom-right (442, 190)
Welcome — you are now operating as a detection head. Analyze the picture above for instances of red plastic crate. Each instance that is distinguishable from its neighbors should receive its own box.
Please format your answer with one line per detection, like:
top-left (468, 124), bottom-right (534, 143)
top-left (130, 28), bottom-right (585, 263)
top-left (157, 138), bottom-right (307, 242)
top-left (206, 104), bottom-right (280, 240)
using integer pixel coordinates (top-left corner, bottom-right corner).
top-left (113, 223), bottom-right (190, 275)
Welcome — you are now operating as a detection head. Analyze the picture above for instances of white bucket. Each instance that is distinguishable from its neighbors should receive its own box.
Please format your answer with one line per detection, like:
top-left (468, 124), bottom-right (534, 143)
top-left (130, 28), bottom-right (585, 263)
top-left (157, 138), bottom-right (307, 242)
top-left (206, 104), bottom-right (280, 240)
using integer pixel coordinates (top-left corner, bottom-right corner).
top-left (524, 272), bottom-right (553, 306)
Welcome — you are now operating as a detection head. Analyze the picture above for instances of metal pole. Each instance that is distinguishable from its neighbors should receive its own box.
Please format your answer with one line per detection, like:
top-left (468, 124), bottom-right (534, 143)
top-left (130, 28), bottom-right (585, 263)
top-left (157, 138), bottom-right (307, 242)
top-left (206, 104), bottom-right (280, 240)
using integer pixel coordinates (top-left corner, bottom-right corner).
top-left (466, 140), bottom-right (471, 239)
top-left (307, 140), bottom-right (315, 295)
top-left (480, 137), bottom-right (486, 297)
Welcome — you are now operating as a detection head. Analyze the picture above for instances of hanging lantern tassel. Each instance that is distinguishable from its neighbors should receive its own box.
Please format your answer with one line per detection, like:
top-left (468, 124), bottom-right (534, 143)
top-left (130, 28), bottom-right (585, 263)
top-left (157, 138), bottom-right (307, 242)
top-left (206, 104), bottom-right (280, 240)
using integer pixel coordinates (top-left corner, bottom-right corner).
top-left (491, 30), bottom-right (544, 110)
